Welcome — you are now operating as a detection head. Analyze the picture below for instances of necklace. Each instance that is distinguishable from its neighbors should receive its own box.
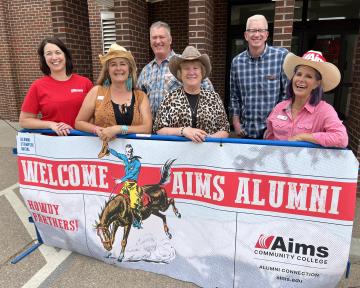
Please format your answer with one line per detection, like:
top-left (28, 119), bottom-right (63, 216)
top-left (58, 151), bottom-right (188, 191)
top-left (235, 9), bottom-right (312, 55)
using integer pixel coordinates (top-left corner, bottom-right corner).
top-left (185, 92), bottom-right (200, 128)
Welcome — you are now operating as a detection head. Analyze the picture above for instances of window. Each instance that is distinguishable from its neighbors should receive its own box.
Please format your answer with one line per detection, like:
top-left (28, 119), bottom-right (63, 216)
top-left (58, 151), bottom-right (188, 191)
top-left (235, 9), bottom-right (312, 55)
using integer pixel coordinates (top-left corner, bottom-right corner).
top-left (101, 11), bottom-right (116, 53)
top-left (308, 0), bottom-right (360, 21)
top-left (230, 3), bottom-right (275, 26)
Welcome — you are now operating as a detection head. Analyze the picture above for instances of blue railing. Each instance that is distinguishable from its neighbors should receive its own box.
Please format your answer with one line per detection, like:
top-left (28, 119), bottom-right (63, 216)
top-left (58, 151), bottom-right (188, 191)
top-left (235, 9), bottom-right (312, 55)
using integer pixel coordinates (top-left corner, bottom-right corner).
top-left (19, 128), bottom-right (336, 149)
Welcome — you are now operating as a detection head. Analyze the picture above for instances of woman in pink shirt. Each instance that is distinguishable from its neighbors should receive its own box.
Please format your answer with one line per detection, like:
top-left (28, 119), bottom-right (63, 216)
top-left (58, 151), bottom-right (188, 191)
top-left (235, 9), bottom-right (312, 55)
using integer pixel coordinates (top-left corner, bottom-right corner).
top-left (264, 50), bottom-right (348, 148)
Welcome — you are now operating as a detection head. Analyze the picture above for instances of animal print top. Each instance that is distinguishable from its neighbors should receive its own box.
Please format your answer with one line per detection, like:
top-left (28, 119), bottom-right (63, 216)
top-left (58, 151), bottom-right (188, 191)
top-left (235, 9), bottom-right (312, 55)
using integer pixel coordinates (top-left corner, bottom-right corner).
top-left (153, 88), bottom-right (230, 134)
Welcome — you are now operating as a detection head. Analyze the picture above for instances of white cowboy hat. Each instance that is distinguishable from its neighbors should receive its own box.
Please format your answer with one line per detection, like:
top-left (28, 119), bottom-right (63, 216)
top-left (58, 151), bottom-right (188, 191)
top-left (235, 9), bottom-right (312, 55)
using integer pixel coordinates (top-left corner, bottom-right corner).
top-left (99, 43), bottom-right (137, 73)
top-left (283, 50), bottom-right (341, 92)
top-left (169, 46), bottom-right (211, 81)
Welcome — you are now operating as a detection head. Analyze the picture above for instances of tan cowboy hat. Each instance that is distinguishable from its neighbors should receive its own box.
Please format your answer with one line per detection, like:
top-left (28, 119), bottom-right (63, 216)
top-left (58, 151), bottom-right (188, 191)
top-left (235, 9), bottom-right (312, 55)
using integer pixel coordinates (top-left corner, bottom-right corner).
top-left (283, 50), bottom-right (341, 92)
top-left (99, 43), bottom-right (136, 72)
top-left (169, 46), bottom-right (211, 81)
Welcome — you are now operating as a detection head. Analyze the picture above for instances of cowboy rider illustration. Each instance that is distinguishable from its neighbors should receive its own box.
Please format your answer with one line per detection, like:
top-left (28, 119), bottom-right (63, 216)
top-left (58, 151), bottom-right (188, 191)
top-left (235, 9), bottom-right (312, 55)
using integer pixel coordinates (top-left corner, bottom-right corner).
top-left (108, 144), bottom-right (143, 229)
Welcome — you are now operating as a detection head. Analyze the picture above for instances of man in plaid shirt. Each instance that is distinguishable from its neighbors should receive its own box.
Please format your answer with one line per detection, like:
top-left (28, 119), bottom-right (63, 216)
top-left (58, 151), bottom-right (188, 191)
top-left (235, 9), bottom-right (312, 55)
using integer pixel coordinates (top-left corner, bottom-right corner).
top-left (137, 21), bottom-right (213, 118)
top-left (229, 14), bottom-right (288, 139)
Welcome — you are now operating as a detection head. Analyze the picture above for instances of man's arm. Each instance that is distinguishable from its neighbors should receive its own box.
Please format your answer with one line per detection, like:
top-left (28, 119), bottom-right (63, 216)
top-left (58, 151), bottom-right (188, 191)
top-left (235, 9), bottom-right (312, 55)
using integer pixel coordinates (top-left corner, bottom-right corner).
top-left (229, 59), bottom-right (244, 136)
top-left (136, 67), bottom-right (148, 94)
top-left (109, 148), bottom-right (127, 162)
top-left (279, 49), bottom-right (289, 101)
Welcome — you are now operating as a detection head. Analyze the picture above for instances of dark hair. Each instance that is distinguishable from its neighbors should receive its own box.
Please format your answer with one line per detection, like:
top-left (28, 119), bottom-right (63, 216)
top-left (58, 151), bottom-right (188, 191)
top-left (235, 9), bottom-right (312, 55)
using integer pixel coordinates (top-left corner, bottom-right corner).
top-left (37, 37), bottom-right (73, 76)
top-left (286, 65), bottom-right (323, 106)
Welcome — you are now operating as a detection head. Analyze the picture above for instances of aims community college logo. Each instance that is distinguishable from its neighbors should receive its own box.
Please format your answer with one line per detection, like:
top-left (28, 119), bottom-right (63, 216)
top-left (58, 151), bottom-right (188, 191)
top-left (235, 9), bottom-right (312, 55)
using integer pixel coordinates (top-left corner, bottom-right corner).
top-left (254, 234), bottom-right (329, 265)
top-left (255, 234), bottom-right (275, 249)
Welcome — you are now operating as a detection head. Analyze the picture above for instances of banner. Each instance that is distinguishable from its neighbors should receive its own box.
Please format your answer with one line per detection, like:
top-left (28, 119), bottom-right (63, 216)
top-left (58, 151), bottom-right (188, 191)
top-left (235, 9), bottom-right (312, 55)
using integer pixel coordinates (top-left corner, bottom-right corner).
top-left (17, 132), bottom-right (358, 288)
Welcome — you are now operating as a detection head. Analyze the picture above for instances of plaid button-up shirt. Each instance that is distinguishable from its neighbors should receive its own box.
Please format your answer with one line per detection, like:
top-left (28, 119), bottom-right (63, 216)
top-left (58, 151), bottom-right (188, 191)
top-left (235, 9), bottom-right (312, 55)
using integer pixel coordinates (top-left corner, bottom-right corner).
top-left (229, 45), bottom-right (288, 138)
top-left (137, 50), bottom-right (213, 117)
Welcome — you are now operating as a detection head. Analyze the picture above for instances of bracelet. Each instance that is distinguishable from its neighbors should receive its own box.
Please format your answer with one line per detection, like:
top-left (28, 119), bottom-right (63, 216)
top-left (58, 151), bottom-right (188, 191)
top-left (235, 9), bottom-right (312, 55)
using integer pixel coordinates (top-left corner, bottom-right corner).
top-left (180, 127), bottom-right (185, 136)
top-left (120, 125), bottom-right (128, 135)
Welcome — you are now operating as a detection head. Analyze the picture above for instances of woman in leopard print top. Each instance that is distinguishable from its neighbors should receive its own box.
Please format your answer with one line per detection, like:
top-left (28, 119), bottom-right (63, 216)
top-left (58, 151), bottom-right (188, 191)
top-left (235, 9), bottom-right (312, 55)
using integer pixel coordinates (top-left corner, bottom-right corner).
top-left (154, 46), bottom-right (229, 143)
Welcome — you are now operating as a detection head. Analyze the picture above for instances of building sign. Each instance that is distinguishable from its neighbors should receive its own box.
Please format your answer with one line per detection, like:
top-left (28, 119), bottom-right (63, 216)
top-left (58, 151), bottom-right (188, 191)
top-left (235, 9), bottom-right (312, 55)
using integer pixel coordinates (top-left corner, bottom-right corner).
top-left (17, 132), bottom-right (358, 288)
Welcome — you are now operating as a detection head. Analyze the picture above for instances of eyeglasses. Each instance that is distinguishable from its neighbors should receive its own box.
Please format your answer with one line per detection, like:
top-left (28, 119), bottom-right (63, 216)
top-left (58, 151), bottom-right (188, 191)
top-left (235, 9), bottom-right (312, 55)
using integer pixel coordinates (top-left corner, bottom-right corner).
top-left (246, 29), bottom-right (268, 34)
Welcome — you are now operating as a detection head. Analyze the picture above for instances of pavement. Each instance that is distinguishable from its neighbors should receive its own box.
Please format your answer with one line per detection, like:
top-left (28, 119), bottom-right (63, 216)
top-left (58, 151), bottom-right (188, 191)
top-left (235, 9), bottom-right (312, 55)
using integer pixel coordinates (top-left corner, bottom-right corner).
top-left (0, 120), bottom-right (359, 288)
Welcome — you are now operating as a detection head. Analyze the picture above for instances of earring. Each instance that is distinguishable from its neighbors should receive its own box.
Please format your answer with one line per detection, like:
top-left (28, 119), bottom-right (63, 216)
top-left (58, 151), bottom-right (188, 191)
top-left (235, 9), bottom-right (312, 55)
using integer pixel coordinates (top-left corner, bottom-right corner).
top-left (104, 78), bottom-right (111, 87)
top-left (126, 75), bottom-right (132, 91)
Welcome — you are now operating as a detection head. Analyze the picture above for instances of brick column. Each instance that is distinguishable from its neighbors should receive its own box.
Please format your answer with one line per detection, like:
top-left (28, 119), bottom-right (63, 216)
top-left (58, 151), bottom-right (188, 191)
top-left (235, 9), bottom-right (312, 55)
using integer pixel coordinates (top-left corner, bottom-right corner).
top-left (114, 0), bottom-right (149, 69)
top-left (272, 0), bottom-right (295, 50)
top-left (211, 0), bottom-right (227, 99)
top-left (50, 0), bottom-right (93, 80)
top-left (87, 0), bottom-right (113, 82)
top-left (346, 27), bottom-right (360, 193)
top-left (0, 0), bottom-right (19, 121)
top-left (188, 0), bottom-right (214, 59)
top-left (0, 0), bottom-right (53, 121)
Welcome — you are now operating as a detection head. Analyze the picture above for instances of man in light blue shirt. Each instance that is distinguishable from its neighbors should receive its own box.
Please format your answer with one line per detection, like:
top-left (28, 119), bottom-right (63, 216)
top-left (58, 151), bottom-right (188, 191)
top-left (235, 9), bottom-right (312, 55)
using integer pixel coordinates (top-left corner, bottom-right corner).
top-left (137, 21), bottom-right (213, 118)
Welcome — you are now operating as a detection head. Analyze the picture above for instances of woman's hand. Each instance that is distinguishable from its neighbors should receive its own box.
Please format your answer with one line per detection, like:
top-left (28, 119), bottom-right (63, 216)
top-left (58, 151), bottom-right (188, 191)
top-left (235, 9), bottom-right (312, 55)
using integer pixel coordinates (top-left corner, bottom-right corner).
top-left (98, 126), bottom-right (118, 142)
top-left (183, 127), bottom-right (207, 143)
top-left (49, 122), bottom-right (72, 136)
top-left (288, 133), bottom-right (317, 144)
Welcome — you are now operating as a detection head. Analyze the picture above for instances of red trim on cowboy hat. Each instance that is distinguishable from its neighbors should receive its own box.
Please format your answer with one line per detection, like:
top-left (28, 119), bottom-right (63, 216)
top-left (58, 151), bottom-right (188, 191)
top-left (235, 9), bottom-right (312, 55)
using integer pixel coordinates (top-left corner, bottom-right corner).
top-left (283, 50), bottom-right (341, 92)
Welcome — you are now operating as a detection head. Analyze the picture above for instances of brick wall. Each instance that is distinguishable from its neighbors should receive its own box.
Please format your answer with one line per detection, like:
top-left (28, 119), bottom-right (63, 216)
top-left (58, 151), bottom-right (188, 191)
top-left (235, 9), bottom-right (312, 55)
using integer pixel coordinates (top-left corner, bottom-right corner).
top-left (87, 0), bottom-right (113, 82)
top-left (50, 0), bottom-right (93, 80)
top-left (113, 0), bottom-right (148, 70)
top-left (188, 0), bottom-right (214, 57)
top-left (212, 0), bottom-right (227, 99)
top-left (0, 0), bottom-right (19, 121)
top-left (272, 0), bottom-right (295, 50)
top-left (148, 0), bottom-right (189, 64)
top-left (0, 0), bottom-right (53, 121)
top-left (346, 25), bottom-right (360, 193)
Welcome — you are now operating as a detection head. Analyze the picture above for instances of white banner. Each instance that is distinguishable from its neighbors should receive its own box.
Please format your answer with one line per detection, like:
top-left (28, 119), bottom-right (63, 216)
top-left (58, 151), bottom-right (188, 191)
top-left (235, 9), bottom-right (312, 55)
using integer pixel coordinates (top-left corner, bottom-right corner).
top-left (17, 132), bottom-right (358, 288)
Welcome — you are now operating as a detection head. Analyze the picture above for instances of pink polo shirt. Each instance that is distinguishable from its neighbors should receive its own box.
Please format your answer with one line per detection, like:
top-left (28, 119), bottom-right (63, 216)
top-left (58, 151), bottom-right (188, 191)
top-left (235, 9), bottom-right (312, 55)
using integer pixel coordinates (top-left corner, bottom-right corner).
top-left (265, 99), bottom-right (348, 148)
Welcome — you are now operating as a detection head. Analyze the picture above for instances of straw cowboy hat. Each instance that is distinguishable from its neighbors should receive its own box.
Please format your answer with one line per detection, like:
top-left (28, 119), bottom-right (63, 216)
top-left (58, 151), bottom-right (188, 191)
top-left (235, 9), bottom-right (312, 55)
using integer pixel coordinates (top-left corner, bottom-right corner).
top-left (99, 43), bottom-right (136, 72)
top-left (283, 50), bottom-right (341, 92)
top-left (169, 46), bottom-right (211, 81)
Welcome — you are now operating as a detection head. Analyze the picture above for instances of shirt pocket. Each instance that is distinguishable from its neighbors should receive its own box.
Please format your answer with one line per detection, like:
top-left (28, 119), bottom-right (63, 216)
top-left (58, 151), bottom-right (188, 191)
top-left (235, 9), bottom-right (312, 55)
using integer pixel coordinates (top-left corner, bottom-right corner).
top-left (296, 122), bottom-right (313, 132)
top-left (272, 119), bottom-right (289, 136)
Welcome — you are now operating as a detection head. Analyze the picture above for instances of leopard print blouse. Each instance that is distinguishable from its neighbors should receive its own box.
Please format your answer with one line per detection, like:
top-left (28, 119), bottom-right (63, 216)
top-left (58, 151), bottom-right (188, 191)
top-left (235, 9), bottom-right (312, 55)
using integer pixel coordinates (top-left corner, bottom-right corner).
top-left (154, 88), bottom-right (230, 134)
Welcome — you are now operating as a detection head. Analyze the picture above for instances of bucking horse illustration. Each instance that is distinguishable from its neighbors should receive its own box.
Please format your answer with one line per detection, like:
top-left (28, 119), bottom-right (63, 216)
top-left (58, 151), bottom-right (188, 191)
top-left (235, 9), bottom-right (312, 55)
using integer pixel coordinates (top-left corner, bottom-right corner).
top-left (95, 159), bottom-right (181, 262)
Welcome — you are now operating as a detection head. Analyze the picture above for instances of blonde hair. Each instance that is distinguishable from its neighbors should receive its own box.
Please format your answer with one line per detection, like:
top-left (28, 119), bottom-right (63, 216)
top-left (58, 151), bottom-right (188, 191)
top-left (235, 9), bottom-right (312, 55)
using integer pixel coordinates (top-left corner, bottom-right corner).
top-left (246, 14), bottom-right (268, 30)
top-left (96, 58), bottom-right (137, 87)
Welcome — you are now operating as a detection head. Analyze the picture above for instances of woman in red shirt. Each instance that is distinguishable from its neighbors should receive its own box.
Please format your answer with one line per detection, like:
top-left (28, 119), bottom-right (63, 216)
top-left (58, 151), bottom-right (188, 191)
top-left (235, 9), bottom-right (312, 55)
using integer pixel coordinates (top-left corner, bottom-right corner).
top-left (19, 37), bottom-right (93, 136)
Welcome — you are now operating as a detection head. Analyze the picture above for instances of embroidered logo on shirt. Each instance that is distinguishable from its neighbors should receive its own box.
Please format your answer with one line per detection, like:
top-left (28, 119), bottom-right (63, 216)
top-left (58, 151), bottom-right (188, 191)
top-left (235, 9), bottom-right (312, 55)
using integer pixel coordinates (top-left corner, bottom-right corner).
top-left (276, 115), bottom-right (288, 121)
top-left (265, 75), bottom-right (277, 80)
top-left (71, 89), bottom-right (84, 93)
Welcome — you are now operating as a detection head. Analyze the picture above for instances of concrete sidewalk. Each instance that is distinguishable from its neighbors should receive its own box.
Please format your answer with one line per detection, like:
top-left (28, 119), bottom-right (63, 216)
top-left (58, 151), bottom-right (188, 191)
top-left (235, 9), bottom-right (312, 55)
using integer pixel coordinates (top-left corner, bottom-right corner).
top-left (0, 120), bottom-right (359, 288)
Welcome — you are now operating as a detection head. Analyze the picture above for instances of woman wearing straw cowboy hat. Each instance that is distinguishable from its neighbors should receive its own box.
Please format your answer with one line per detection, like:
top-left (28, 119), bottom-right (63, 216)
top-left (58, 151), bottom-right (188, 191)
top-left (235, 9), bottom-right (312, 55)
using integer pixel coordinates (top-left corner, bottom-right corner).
top-left (153, 46), bottom-right (229, 142)
top-left (75, 43), bottom-right (152, 142)
top-left (75, 44), bottom-right (152, 228)
top-left (264, 50), bottom-right (348, 148)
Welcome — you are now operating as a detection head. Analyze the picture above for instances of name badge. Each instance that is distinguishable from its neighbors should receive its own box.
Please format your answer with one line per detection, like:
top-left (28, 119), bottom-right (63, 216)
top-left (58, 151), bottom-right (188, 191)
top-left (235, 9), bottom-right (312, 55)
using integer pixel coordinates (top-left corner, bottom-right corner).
top-left (97, 95), bottom-right (104, 100)
top-left (71, 88), bottom-right (84, 93)
top-left (276, 115), bottom-right (288, 121)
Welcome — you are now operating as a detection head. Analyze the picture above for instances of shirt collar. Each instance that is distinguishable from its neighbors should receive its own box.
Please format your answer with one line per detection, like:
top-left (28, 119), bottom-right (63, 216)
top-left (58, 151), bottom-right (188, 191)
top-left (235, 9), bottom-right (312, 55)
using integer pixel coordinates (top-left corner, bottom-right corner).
top-left (246, 44), bottom-right (268, 60)
top-left (283, 99), bottom-right (316, 114)
top-left (151, 50), bottom-right (175, 66)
